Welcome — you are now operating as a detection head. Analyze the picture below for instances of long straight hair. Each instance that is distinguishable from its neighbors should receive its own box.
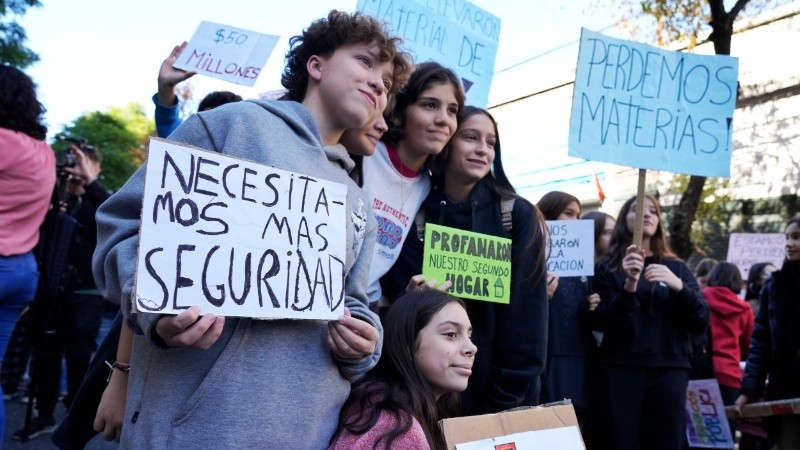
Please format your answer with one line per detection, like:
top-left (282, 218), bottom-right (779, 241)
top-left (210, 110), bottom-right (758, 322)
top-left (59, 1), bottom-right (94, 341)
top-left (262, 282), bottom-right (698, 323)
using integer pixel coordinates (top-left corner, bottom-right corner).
top-left (537, 191), bottom-right (581, 221)
top-left (582, 211), bottom-right (614, 260)
top-left (430, 106), bottom-right (547, 282)
top-left (332, 290), bottom-right (465, 450)
top-left (602, 194), bottom-right (677, 271)
top-left (382, 61), bottom-right (465, 145)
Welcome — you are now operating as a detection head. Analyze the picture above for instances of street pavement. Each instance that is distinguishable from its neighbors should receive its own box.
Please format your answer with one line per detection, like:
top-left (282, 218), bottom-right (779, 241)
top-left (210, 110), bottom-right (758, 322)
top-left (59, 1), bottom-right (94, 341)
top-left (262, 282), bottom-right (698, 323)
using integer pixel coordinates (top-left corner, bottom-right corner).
top-left (3, 397), bottom-right (117, 449)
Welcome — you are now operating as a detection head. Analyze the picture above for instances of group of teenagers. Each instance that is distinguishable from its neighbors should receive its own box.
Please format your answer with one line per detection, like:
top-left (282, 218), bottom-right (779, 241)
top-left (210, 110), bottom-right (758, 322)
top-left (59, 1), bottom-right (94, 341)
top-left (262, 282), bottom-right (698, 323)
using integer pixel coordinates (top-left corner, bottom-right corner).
top-left (30, 9), bottom-right (798, 450)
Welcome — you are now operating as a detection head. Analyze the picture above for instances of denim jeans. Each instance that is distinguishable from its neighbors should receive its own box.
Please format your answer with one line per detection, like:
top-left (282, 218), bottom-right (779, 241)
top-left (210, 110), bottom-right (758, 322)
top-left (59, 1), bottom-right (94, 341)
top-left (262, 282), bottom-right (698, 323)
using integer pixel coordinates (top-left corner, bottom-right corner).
top-left (0, 252), bottom-right (39, 447)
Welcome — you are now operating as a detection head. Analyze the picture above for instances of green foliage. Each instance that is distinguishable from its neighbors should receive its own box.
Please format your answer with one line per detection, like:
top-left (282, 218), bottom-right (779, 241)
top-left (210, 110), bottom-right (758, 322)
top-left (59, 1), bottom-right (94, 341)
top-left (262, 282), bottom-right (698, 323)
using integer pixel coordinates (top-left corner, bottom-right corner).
top-left (664, 173), bottom-right (735, 255)
top-left (0, 0), bottom-right (41, 68)
top-left (108, 102), bottom-right (156, 139)
top-left (640, 0), bottom-right (707, 45)
top-left (54, 103), bottom-right (155, 191)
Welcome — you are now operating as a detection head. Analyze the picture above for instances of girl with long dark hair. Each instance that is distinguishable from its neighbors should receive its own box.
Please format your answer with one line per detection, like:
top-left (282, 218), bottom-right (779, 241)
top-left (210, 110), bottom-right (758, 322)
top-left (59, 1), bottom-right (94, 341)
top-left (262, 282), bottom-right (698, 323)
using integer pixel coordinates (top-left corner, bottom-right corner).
top-left (358, 61), bottom-right (464, 306)
top-left (592, 194), bottom-right (709, 450)
top-left (384, 106), bottom-right (548, 415)
top-left (330, 290), bottom-right (476, 450)
top-left (537, 192), bottom-right (599, 440)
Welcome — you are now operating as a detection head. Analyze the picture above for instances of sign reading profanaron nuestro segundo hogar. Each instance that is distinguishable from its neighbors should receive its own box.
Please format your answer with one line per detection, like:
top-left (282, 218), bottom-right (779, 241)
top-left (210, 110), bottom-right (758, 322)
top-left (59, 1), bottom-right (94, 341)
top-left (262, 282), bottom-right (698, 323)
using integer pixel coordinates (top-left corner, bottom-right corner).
top-left (422, 223), bottom-right (511, 304)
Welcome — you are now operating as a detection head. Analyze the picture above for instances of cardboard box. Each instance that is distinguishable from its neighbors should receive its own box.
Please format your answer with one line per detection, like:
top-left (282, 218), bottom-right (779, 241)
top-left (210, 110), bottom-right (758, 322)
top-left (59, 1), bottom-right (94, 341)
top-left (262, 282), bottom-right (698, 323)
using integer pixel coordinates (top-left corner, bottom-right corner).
top-left (725, 398), bottom-right (800, 419)
top-left (439, 402), bottom-right (582, 450)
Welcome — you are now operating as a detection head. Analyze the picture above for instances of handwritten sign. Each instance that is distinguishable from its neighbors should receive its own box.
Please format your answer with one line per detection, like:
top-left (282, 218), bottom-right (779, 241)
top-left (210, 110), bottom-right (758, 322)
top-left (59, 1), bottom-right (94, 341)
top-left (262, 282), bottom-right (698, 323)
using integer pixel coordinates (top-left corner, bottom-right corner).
top-left (422, 224), bottom-right (511, 304)
top-left (456, 426), bottom-right (585, 450)
top-left (133, 139), bottom-right (348, 320)
top-left (357, 0), bottom-right (500, 108)
top-left (726, 233), bottom-right (785, 278)
top-left (685, 379), bottom-right (734, 448)
top-left (569, 29), bottom-right (739, 177)
top-left (545, 220), bottom-right (594, 277)
top-left (173, 21), bottom-right (279, 86)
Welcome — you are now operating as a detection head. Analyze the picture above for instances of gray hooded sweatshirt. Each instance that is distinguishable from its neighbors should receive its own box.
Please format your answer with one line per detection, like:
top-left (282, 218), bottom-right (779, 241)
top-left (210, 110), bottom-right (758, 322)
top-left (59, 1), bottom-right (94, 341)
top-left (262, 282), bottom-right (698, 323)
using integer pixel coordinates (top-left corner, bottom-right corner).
top-left (92, 99), bottom-right (380, 449)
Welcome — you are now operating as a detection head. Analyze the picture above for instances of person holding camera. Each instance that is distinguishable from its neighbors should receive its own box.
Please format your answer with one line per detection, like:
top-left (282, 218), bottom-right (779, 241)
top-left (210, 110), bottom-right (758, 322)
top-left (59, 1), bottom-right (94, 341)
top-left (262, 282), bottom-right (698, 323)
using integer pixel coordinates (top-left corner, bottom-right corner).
top-left (14, 141), bottom-right (112, 441)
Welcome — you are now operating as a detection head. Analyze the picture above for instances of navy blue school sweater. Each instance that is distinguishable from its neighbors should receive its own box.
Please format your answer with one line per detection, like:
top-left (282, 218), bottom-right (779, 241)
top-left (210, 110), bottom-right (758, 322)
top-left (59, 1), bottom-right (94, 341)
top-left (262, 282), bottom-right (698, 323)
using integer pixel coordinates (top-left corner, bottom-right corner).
top-left (591, 256), bottom-right (709, 369)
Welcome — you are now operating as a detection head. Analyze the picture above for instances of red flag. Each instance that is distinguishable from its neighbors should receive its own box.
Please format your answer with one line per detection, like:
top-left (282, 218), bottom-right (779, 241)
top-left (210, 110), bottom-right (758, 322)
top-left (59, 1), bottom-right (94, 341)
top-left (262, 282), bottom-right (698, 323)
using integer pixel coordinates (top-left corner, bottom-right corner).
top-left (593, 171), bottom-right (606, 205)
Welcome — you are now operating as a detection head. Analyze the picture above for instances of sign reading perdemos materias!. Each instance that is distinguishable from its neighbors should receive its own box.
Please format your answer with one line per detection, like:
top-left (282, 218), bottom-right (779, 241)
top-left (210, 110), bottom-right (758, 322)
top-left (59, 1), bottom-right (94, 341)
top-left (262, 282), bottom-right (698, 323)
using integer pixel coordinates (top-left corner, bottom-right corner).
top-left (133, 138), bottom-right (348, 320)
top-left (422, 224), bottom-right (511, 304)
top-left (173, 21), bottom-right (279, 86)
top-left (569, 28), bottom-right (739, 177)
top-left (545, 220), bottom-right (594, 277)
top-left (357, 0), bottom-right (500, 108)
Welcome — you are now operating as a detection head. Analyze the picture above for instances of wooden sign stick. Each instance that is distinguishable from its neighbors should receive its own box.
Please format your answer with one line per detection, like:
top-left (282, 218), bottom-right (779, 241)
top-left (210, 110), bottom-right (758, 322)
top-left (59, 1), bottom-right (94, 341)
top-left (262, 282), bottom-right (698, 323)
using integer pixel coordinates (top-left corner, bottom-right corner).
top-left (630, 169), bottom-right (647, 275)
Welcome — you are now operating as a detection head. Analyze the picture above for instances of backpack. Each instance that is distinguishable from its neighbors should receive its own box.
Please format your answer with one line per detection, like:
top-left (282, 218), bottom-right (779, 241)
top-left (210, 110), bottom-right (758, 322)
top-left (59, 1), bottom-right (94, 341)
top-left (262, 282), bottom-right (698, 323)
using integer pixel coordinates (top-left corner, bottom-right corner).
top-left (414, 197), bottom-right (515, 241)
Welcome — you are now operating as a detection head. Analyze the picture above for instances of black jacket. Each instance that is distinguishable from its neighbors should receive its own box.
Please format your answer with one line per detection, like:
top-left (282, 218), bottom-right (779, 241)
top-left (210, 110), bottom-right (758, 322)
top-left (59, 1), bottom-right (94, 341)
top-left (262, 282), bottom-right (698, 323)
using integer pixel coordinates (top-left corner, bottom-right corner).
top-left (66, 180), bottom-right (110, 289)
top-left (382, 182), bottom-right (548, 415)
top-left (592, 256), bottom-right (709, 369)
top-left (740, 261), bottom-right (800, 402)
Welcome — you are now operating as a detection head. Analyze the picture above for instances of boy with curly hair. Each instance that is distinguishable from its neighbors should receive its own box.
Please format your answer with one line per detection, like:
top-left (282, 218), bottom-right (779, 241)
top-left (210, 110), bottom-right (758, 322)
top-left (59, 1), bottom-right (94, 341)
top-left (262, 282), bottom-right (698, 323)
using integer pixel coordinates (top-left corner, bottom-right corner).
top-left (92, 10), bottom-right (411, 448)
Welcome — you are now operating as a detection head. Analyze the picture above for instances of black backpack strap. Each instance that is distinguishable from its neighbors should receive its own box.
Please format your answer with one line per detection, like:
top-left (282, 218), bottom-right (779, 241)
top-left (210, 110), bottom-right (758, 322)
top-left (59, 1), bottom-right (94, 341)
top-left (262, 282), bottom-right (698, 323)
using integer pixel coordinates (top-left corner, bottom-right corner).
top-left (500, 197), bottom-right (515, 235)
top-left (415, 208), bottom-right (426, 241)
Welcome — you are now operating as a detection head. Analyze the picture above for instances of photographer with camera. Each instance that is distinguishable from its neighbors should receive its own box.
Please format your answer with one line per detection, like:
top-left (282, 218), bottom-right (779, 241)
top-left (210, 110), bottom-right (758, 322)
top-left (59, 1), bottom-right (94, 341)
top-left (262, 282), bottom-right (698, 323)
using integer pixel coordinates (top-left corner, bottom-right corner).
top-left (13, 138), bottom-right (112, 441)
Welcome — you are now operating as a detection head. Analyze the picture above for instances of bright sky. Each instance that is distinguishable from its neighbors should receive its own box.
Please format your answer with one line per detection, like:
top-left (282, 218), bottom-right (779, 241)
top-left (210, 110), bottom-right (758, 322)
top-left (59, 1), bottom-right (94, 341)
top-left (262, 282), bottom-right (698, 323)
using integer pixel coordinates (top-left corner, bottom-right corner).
top-left (19, 0), bottom-right (616, 135)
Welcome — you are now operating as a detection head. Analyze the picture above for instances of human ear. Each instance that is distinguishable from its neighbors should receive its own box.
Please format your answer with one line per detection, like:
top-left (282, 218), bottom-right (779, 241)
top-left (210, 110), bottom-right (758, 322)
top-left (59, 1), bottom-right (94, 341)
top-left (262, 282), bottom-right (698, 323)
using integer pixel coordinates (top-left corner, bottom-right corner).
top-left (307, 55), bottom-right (323, 82)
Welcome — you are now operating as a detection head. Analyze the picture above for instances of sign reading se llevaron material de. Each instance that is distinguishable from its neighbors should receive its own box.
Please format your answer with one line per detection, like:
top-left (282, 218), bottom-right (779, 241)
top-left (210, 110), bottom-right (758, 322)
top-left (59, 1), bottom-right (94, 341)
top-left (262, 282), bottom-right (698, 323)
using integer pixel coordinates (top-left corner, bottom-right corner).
top-left (173, 21), bottom-right (279, 86)
top-left (545, 219), bottom-right (594, 277)
top-left (569, 28), bottom-right (739, 177)
top-left (422, 223), bottom-right (511, 304)
top-left (357, 0), bottom-right (500, 108)
top-left (133, 138), bottom-right (348, 320)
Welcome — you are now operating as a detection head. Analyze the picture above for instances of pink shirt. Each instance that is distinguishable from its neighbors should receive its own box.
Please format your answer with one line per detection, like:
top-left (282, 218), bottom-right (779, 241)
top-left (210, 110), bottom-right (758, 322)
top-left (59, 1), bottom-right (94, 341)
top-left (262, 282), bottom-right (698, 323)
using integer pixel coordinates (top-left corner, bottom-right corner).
top-left (329, 408), bottom-right (430, 450)
top-left (0, 128), bottom-right (56, 256)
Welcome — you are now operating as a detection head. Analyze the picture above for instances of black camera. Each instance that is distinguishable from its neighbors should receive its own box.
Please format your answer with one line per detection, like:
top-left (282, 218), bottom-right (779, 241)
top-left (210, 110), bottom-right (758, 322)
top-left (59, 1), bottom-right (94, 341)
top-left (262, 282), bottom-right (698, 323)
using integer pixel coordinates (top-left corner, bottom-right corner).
top-left (55, 134), bottom-right (97, 169)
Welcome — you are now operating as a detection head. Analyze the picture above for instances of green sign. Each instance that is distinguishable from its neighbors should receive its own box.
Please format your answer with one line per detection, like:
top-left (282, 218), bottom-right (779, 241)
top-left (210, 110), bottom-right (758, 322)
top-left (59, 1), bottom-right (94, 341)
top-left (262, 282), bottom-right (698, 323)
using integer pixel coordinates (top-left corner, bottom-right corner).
top-left (422, 224), bottom-right (511, 304)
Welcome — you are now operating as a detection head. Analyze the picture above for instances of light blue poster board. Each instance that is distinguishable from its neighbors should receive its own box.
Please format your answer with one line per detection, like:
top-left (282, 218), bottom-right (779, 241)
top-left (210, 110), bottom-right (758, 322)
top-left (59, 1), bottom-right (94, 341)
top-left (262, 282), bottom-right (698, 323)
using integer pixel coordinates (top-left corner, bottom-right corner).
top-left (357, 0), bottom-right (500, 108)
top-left (569, 28), bottom-right (739, 177)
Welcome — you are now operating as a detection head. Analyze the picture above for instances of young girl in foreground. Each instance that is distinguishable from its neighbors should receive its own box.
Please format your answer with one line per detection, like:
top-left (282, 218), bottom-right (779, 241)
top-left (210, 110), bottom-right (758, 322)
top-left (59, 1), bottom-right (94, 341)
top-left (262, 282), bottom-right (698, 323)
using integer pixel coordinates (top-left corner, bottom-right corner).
top-left (330, 290), bottom-right (476, 450)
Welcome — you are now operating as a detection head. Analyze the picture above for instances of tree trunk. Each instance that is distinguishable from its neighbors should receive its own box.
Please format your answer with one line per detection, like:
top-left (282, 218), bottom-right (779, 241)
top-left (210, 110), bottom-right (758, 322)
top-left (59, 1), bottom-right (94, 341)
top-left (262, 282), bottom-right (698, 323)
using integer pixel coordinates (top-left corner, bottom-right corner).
top-left (669, 175), bottom-right (706, 259)
top-left (668, 0), bottom-right (744, 259)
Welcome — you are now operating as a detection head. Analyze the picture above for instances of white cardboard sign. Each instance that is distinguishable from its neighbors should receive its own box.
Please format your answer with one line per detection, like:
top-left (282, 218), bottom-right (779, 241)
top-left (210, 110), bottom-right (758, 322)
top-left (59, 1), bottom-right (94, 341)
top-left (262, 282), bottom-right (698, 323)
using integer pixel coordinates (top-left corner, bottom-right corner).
top-left (133, 138), bottom-right (348, 320)
top-left (726, 233), bottom-right (785, 279)
top-left (545, 220), bottom-right (595, 277)
top-left (173, 21), bottom-right (279, 86)
top-left (456, 426), bottom-right (585, 450)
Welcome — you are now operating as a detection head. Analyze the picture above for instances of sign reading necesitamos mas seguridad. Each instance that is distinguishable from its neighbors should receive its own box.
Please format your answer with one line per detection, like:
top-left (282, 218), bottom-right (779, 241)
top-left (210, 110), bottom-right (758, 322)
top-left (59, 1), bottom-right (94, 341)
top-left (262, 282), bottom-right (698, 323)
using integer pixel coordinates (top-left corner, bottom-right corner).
top-left (133, 138), bottom-right (348, 320)
top-left (422, 224), bottom-right (511, 304)
top-left (569, 28), bottom-right (739, 177)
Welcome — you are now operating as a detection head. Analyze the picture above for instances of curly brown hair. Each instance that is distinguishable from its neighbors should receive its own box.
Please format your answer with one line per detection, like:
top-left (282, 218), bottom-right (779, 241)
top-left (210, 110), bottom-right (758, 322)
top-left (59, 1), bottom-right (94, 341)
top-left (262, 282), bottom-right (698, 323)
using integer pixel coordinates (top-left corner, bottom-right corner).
top-left (0, 65), bottom-right (47, 140)
top-left (281, 10), bottom-right (412, 102)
